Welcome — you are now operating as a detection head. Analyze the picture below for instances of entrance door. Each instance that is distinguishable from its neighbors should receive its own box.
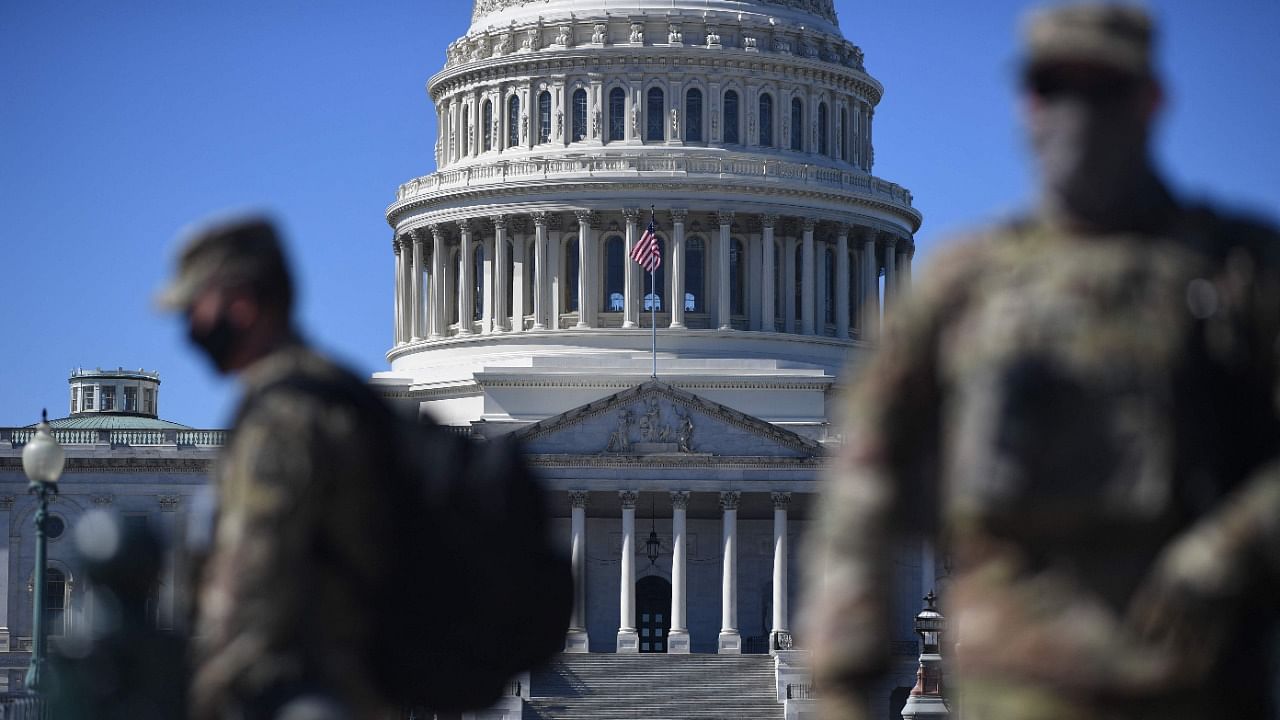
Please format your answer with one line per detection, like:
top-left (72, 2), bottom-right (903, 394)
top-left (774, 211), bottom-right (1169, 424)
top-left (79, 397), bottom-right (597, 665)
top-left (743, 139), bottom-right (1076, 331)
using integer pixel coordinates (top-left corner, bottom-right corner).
top-left (636, 576), bottom-right (672, 653)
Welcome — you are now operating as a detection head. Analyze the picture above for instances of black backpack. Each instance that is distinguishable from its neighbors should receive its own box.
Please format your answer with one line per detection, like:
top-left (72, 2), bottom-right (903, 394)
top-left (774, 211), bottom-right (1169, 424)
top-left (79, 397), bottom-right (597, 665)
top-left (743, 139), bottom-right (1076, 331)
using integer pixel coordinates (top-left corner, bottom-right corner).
top-left (240, 371), bottom-right (572, 712)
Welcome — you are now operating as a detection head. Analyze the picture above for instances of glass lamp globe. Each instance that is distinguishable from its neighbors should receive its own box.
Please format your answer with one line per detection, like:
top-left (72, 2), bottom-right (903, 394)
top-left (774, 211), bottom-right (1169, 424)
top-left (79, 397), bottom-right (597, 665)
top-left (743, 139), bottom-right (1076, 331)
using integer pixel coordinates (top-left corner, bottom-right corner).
top-left (22, 413), bottom-right (64, 486)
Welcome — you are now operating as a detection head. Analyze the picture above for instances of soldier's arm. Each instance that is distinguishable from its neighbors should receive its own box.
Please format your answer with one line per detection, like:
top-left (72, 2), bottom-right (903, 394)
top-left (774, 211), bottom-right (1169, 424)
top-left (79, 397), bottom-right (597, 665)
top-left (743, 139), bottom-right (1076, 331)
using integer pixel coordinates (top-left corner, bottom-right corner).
top-left (803, 240), bottom-right (978, 720)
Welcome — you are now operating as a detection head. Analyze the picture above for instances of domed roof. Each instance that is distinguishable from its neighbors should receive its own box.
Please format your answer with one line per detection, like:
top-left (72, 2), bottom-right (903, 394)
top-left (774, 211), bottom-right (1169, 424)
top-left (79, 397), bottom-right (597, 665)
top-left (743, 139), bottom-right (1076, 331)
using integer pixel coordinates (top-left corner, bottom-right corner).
top-left (41, 414), bottom-right (192, 431)
top-left (470, 0), bottom-right (839, 34)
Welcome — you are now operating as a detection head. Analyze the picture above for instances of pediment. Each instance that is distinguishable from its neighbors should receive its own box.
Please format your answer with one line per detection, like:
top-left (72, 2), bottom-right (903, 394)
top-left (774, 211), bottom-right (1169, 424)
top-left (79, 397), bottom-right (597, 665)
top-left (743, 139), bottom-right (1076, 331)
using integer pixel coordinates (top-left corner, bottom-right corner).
top-left (511, 381), bottom-right (821, 459)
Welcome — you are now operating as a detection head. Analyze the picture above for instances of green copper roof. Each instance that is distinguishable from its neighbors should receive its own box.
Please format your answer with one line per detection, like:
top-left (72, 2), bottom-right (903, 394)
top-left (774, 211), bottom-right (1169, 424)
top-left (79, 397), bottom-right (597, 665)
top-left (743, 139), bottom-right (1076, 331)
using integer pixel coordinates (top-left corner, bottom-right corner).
top-left (42, 414), bottom-right (193, 431)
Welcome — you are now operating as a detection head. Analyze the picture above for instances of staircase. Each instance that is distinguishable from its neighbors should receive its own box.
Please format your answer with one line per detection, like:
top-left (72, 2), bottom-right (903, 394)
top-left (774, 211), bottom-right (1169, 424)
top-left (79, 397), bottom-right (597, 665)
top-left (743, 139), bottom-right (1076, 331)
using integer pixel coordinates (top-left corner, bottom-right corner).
top-left (524, 653), bottom-right (783, 720)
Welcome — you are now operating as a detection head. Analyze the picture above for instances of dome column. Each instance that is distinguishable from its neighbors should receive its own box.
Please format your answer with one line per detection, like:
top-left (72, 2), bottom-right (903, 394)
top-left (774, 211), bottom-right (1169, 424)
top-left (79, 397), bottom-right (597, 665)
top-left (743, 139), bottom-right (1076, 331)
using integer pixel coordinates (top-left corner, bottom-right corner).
top-left (761, 214), bottom-right (777, 332)
top-left (622, 208), bottom-right (640, 328)
top-left (669, 209), bottom-right (687, 329)
top-left (718, 490), bottom-right (741, 653)
top-left (532, 212), bottom-right (549, 330)
top-left (399, 233), bottom-right (413, 343)
top-left (575, 211), bottom-right (596, 329)
top-left (457, 219), bottom-right (475, 336)
top-left (883, 235), bottom-right (898, 316)
top-left (801, 219), bottom-right (816, 335)
top-left (861, 228), bottom-right (880, 342)
top-left (716, 211), bottom-right (733, 330)
top-left (410, 228), bottom-right (427, 341)
top-left (493, 215), bottom-right (510, 331)
top-left (429, 224), bottom-right (447, 339)
top-left (392, 237), bottom-right (403, 345)
top-left (511, 217), bottom-right (529, 331)
top-left (836, 224), bottom-right (851, 339)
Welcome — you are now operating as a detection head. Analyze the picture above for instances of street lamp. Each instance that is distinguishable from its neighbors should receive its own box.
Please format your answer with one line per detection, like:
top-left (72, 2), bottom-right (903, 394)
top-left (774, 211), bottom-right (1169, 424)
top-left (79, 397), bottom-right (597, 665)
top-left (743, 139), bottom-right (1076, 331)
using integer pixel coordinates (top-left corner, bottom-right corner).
top-left (21, 410), bottom-right (63, 693)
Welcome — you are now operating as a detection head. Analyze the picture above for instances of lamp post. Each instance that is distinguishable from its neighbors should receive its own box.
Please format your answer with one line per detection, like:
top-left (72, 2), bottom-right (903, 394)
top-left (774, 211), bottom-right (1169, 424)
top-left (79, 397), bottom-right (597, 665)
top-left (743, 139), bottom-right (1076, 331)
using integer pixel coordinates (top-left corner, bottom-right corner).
top-left (21, 410), bottom-right (64, 693)
top-left (901, 591), bottom-right (949, 720)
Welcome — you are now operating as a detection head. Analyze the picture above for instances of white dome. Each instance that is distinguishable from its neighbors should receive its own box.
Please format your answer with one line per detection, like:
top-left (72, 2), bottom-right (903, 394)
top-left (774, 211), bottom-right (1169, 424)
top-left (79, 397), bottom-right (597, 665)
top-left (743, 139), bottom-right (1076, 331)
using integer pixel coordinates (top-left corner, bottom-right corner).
top-left (470, 0), bottom-right (840, 35)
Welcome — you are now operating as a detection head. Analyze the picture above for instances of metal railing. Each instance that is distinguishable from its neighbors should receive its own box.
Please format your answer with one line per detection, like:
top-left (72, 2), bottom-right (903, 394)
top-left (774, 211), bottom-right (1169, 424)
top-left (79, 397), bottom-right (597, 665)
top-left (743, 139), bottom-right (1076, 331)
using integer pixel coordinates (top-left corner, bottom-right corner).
top-left (742, 635), bottom-right (770, 654)
top-left (0, 693), bottom-right (46, 720)
top-left (786, 682), bottom-right (815, 700)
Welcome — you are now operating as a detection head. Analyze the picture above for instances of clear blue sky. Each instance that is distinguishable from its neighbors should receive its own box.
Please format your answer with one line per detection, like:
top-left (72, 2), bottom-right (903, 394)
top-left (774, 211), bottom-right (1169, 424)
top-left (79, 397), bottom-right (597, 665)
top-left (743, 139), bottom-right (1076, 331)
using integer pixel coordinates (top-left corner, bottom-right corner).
top-left (3, 1), bottom-right (1277, 428)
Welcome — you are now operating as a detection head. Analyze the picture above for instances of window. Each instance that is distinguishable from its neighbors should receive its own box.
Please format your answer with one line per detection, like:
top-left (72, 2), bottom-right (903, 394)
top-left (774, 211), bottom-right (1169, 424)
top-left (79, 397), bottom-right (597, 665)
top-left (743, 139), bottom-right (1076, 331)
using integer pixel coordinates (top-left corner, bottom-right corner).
top-left (685, 237), bottom-right (705, 312)
top-left (758, 93), bottom-right (773, 147)
top-left (461, 105), bottom-right (469, 156)
top-left (45, 567), bottom-right (67, 637)
top-left (818, 102), bottom-right (828, 155)
top-left (840, 108), bottom-right (849, 161)
top-left (143, 387), bottom-right (154, 415)
top-left (603, 236), bottom-right (625, 311)
top-left (101, 385), bottom-right (115, 412)
top-left (646, 87), bottom-right (664, 142)
top-left (507, 95), bottom-right (520, 147)
top-left (571, 88), bottom-right (587, 142)
top-left (730, 239), bottom-right (745, 315)
top-left (538, 91), bottom-right (551, 144)
top-left (124, 386), bottom-right (137, 412)
top-left (608, 87), bottom-right (625, 141)
top-left (482, 99), bottom-right (493, 152)
top-left (71, 387), bottom-right (78, 415)
top-left (723, 90), bottom-right (739, 144)
top-left (84, 386), bottom-right (95, 411)
top-left (790, 97), bottom-right (803, 151)
top-left (684, 88), bottom-right (702, 142)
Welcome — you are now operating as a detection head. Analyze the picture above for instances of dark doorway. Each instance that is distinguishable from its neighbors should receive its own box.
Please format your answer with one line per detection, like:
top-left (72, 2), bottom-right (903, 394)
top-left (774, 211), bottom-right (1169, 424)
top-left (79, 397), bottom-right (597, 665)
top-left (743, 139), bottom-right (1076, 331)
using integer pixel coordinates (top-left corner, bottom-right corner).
top-left (636, 576), bottom-right (672, 653)
top-left (890, 686), bottom-right (911, 719)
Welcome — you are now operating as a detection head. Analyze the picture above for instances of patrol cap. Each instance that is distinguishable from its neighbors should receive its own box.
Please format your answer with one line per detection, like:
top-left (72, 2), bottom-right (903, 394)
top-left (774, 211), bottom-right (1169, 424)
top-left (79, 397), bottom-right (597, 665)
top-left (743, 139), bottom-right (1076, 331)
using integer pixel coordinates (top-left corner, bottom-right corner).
top-left (1022, 3), bottom-right (1155, 79)
top-left (155, 213), bottom-right (294, 312)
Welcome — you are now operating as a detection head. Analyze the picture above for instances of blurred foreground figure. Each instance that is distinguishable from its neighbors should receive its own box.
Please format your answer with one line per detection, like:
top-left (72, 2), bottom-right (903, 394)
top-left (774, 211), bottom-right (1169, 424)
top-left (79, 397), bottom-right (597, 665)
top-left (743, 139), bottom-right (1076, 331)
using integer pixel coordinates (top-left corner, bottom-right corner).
top-left (804, 5), bottom-right (1280, 719)
top-left (158, 216), bottom-right (397, 719)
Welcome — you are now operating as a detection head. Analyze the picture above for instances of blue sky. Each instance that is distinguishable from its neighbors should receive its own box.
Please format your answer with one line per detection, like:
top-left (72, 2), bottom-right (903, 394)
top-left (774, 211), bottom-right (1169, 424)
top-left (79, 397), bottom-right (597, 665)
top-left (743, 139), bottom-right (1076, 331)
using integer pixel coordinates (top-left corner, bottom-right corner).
top-left (3, 1), bottom-right (1277, 428)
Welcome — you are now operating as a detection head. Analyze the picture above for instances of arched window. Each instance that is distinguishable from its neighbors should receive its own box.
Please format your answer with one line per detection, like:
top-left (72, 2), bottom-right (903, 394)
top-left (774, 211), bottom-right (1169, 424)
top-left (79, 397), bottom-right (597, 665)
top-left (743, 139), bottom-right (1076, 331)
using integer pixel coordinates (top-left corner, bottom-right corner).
top-left (603, 236), bottom-right (625, 311)
top-left (508, 95), bottom-right (520, 148)
top-left (685, 236), bottom-right (706, 312)
top-left (608, 87), bottom-right (626, 141)
top-left (46, 567), bottom-right (68, 637)
top-left (759, 93), bottom-right (774, 147)
top-left (572, 88), bottom-right (587, 142)
top-left (461, 105), bottom-right (470, 156)
top-left (643, 248), bottom-right (666, 312)
top-left (824, 247), bottom-right (836, 325)
top-left (790, 97), bottom-right (803, 151)
top-left (565, 239), bottom-right (580, 312)
top-left (818, 102), bottom-right (828, 156)
top-left (646, 87), bottom-right (665, 142)
top-left (684, 88), bottom-right (702, 142)
top-left (840, 107), bottom-right (849, 161)
top-left (723, 90), bottom-right (740, 144)
top-left (538, 90), bottom-right (552, 144)
top-left (482, 99), bottom-right (493, 152)
top-left (730, 238), bottom-right (746, 316)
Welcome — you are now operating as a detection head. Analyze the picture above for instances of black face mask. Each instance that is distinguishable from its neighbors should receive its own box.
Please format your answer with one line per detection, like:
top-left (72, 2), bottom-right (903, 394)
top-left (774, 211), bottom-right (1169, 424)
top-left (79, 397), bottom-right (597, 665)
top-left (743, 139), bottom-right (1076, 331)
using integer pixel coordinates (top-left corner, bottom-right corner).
top-left (186, 310), bottom-right (239, 373)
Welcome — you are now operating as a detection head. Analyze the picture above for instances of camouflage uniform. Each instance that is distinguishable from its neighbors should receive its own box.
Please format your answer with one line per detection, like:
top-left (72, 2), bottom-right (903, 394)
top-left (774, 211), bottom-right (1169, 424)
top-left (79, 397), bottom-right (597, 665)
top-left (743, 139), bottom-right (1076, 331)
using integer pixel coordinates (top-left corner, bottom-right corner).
top-left (192, 342), bottom-right (396, 720)
top-left (804, 6), bottom-right (1280, 719)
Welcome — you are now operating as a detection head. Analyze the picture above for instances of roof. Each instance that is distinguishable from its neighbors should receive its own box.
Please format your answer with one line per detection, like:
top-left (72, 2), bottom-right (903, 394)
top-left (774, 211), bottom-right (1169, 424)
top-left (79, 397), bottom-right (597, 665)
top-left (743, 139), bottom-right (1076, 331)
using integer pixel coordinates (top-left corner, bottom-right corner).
top-left (40, 414), bottom-right (193, 431)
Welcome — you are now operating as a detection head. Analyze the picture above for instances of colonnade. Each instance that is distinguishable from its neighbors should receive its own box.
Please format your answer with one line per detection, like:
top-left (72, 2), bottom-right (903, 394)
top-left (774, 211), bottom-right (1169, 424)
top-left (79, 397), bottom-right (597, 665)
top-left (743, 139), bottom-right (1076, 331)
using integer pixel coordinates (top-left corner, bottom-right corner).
top-left (563, 490), bottom-right (794, 654)
top-left (392, 209), bottom-right (913, 346)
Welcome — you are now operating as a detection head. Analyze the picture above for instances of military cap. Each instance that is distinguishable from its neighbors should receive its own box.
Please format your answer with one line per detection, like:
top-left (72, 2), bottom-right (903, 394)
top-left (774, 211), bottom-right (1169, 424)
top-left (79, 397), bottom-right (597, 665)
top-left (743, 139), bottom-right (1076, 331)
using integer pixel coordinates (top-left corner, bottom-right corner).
top-left (156, 213), bottom-right (293, 311)
top-left (1022, 3), bottom-right (1155, 78)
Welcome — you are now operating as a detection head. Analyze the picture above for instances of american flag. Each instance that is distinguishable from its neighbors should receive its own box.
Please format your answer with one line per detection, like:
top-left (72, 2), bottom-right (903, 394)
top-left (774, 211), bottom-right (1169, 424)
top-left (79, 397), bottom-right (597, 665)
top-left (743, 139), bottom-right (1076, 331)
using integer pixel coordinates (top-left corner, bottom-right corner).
top-left (630, 217), bottom-right (661, 272)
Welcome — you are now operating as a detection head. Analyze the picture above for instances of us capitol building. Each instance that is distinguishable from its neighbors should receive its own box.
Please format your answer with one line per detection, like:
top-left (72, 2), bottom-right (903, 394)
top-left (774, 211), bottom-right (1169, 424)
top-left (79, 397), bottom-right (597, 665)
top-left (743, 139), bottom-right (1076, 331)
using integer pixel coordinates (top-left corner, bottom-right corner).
top-left (0, 0), bottom-right (934, 717)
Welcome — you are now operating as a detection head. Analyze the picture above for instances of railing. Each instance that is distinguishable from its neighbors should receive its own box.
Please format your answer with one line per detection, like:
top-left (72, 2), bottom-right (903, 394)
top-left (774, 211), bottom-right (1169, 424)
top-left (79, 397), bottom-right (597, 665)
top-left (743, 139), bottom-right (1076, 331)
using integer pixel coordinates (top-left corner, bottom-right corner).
top-left (2, 428), bottom-right (226, 449)
top-left (0, 693), bottom-right (46, 720)
top-left (742, 635), bottom-right (770, 654)
top-left (396, 154), bottom-right (916, 211)
top-left (505, 681), bottom-right (522, 697)
top-left (786, 682), bottom-right (816, 700)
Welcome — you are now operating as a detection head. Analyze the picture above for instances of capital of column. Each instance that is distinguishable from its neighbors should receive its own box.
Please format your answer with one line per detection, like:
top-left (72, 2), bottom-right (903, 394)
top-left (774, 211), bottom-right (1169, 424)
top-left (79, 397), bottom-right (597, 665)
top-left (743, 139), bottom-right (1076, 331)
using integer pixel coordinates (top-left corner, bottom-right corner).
top-left (883, 234), bottom-right (899, 250)
top-left (669, 208), bottom-right (688, 223)
top-left (620, 490), bottom-right (639, 509)
top-left (573, 209), bottom-right (597, 227)
top-left (622, 208), bottom-right (641, 223)
top-left (719, 491), bottom-right (741, 511)
top-left (492, 214), bottom-right (509, 230)
top-left (802, 218), bottom-right (817, 232)
top-left (670, 490), bottom-right (690, 509)
top-left (834, 222), bottom-right (851, 237)
top-left (532, 211), bottom-right (550, 228)
top-left (761, 213), bottom-right (779, 229)
top-left (411, 226), bottom-right (430, 247)
top-left (392, 236), bottom-right (402, 255)
top-left (716, 211), bottom-right (735, 227)
top-left (569, 490), bottom-right (590, 509)
top-left (428, 223), bottom-right (446, 241)
top-left (770, 491), bottom-right (792, 510)
top-left (456, 218), bottom-right (473, 234)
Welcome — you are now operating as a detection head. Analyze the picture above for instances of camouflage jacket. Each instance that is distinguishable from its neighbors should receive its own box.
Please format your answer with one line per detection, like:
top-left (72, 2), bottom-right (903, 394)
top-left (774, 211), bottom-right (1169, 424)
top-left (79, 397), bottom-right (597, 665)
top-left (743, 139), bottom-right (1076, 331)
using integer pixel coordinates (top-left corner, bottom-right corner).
top-left (805, 203), bottom-right (1280, 719)
top-left (192, 342), bottom-right (396, 720)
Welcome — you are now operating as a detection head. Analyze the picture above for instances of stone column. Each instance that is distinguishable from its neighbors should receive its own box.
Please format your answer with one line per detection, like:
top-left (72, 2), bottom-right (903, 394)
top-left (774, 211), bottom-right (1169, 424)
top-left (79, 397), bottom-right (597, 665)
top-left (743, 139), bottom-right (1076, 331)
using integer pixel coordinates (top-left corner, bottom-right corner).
top-left (617, 490), bottom-right (640, 653)
top-left (835, 224), bottom-right (850, 339)
top-left (511, 220), bottom-right (528, 331)
top-left (410, 229), bottom-right (427, 341)
top-left (430, 225), bottom-right (447, 339)
top-left (0, 496), bottom-right (13, 647)
top-left (493, 216), bottom-right (510, 331)
top-left (532, 212), bottom-right (549, 330)
top-left (902, 242), bottom-right (914, 296)
top-left (668, 491), bottom-right (690, 653)
top-left (883, 235), bottom-right (898, 317)
top-left (770, 492), bottom-right (792, 651)
top-left (622, 208), bottom-right (640, 328)
top-left (669, 209), bottom-right (687, 329)
top-left (481, 234), bottom-right (495, 334)
top-left (761, 214), bottom-right (777, 332)
top-left (716, 211), bottom-right (733, 330)
top-left (801, 219), bottom-right (816, 335)
top-left (783, 234), bottom-right (798, 334)
top-left (566, 491), bottom-right (590, 652)
top-left (861, 229), bottom-right (880, 342)
top-left (575, 210), bottom-right (595, 328)
top-left (392, 238), bottom-right (403, 345)
top-left (457, 219), bottom-right (475, 336)
top-left (718, 490), bottom-right (741, 653)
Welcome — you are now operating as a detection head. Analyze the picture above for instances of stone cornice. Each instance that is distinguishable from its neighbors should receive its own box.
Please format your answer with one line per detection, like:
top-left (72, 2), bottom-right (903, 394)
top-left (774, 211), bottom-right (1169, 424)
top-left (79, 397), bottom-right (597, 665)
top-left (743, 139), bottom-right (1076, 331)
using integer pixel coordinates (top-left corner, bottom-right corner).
top-left (526, 454), bottom-right (821, 469)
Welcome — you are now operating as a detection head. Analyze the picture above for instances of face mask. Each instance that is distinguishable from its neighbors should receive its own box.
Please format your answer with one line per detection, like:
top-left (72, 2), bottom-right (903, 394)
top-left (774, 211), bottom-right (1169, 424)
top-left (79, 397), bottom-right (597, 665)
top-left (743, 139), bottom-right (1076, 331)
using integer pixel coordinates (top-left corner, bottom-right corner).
top-left (1029, 95), bottom-right (1151, 227)
top-left (187, 309), bottom-right (239, 373)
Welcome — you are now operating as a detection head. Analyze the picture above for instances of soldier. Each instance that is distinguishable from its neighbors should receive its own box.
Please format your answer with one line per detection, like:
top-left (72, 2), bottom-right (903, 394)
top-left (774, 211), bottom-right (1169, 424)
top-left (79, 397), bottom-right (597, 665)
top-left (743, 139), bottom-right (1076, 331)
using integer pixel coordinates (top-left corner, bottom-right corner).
top-left (158, 216), bottom-right (397, 719)
top-left (803, 5), bottom-right (1280, 720)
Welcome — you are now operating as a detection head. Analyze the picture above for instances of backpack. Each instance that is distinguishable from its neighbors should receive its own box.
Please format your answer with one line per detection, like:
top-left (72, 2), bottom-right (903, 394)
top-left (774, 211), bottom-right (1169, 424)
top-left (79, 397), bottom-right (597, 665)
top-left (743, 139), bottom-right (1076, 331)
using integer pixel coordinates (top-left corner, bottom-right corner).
top-left (238, 370), bottom-right (572, 712)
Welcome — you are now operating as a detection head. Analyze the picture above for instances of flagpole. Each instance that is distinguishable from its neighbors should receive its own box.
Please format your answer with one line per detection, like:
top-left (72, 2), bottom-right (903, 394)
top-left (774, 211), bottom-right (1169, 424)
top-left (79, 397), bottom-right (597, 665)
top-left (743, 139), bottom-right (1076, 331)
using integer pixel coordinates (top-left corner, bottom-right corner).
top-left (650, 205), bottom-right (657, 379)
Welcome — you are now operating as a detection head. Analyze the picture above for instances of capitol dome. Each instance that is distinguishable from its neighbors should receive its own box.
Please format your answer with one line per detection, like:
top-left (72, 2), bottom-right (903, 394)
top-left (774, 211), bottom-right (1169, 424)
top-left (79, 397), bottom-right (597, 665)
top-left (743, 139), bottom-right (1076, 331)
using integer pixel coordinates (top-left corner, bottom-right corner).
top-left (379, 0), bottom-right (920, 436)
